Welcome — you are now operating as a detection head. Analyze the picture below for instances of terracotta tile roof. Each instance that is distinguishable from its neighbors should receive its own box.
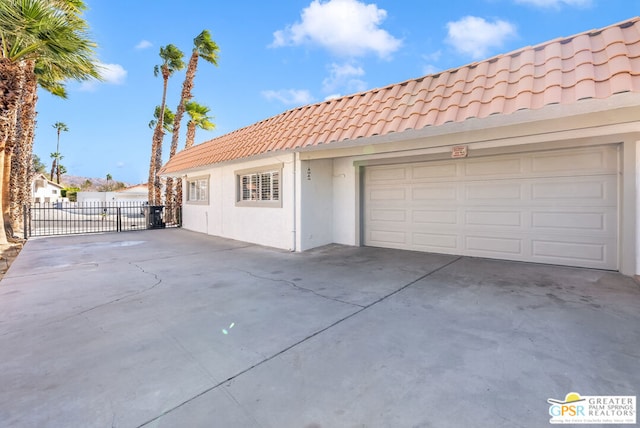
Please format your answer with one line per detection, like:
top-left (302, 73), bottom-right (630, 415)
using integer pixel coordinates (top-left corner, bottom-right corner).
top-left (161, 17), bottom-right (640, 175)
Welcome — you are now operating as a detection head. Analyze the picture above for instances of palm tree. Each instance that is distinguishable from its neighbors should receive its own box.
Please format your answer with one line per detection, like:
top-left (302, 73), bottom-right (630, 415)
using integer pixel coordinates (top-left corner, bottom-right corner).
top-left (165, 30), bottom-right (219, 218)
top-left (148, 44), bottom-right (184, 206)
top-left (49, 152), bottom-right (62, 181)
top-left (175, 101), bottom-right (215, 207)
top-left (148, 105), bottom-right (175, 133)
top-left (51, 122), bottom-right (68, 183)
top-left (184, 101), bottom-right (215, 148)
top-left (0, 0), bottom-right (99, 242)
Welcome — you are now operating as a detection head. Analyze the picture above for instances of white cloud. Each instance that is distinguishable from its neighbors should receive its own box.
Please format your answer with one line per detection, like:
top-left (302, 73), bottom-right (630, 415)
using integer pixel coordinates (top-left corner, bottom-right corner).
top-left (324, 94), bottom-right (342, 101)
top-left (514, 0), bottom-right (591, 7)
top-left (261, 89), bottom-right (314, 105)
top-left (322, 62), bottom-right (367, 94)
top-left (135, 40), bottom-right (153, 50)
top-left (270, 0), bottom-right (402, 58)
top-left (99, 63), bottom-right (127, 84)
top-left (80, 62), bottom-right (127, 91)
top-left (446, 16), bottom-right (517, 60)
top-left (421, 51), bottom-right (442, 76)
top-left (422, 64), bottom-right (440, 76)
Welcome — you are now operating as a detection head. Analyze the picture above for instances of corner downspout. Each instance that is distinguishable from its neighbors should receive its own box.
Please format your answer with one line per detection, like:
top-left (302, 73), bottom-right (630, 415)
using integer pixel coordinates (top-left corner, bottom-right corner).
top-left (291, 152), bottom-right (297, 252)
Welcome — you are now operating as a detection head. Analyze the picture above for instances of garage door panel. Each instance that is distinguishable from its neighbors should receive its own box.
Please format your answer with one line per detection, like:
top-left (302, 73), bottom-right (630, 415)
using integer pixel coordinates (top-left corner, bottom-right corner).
top-left (465, 183), bottom-right (523, 200)
top-left (531, 176), bottom-right (616, 201)
top-left (412, 185), bottom-right (457, 201)
top-left (364, 145), bottom-right (619, 270)
top-left (413, 210), bottom-right (457, 224)
top-left (369, 230), bottom-right (407, 245)
top-left (412, 233), bottom-right (458, 250)
top-left (412, 163), bottom-right (457, 179)
top-left (531, 210), bottom-right (611, 231)
top-left (531, 239), bottom-right (611, 263)
top-left (369, 187), bottom-right (406, 201)
top-left (464, 158), bottom-right (522, 176)
top-left (368, 167), bottom-right (407, 181)
top-left (531, 147), bottom-right (617, 174)
top-left (465, 210), bottom-right (522, 227)
top-left (465, 235), bottom-right (523, 255)
top-left (370, 209), bottom-right (406, 222)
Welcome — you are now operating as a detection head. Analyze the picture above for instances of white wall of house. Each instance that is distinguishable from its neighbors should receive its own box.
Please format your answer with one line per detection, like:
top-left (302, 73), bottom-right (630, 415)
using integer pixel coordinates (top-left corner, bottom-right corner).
top-left (31, 176), bottom-right (64, 204)
top-left (177, 97), bottom-right (640, 275)
top-left (182, 154), bottom-right (296, 250)
top-left (297, 158), bottom-right (334, 251)
top-left (332, 157), bottom-right (358, 246)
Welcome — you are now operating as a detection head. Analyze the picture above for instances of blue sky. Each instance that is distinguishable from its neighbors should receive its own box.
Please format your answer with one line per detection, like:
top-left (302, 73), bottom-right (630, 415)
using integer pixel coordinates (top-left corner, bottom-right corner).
top-left (32, 0), bottom-right (638, 184)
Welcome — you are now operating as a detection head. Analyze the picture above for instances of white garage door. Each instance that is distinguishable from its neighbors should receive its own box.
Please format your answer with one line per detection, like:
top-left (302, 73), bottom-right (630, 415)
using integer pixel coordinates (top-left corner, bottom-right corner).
top-left (363, 145), bottom-right (619, 270)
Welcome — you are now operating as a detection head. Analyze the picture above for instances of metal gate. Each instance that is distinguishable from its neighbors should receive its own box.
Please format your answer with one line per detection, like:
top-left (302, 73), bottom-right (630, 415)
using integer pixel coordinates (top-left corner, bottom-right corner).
top-left (24, 202), bottom-right (181, 238)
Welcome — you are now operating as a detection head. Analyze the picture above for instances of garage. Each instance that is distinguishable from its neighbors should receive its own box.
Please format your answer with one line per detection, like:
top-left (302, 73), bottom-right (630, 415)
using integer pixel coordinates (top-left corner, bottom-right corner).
top-left (363, 145), bottom-right (619, 270)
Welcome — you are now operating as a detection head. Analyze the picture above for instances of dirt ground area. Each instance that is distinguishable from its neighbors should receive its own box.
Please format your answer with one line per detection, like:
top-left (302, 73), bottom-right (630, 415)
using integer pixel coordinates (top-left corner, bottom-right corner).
top-left (0, 243), bottom-right (23, 281)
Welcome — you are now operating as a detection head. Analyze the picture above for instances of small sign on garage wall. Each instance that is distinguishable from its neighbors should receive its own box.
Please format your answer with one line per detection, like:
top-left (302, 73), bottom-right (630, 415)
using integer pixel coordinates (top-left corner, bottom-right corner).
top-left (451, 145), bottom-right (468, 158)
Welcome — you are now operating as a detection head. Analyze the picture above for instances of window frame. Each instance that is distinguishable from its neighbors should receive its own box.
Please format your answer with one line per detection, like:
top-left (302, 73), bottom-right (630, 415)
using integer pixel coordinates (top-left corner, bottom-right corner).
top-left (235, 164), bottom-right (283, 208)
top-left (185, 175), bottom-right (210, 205)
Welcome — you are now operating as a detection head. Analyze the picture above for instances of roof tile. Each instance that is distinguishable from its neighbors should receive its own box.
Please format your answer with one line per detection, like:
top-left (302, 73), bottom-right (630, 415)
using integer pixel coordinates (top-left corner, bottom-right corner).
top-left (161, 17), bottom-right (640, 175)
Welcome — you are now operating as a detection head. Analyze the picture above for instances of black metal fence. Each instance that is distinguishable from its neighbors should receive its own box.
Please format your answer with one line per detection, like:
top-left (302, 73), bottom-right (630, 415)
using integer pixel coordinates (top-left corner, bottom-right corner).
top-left (24, 202), bottom-right (181, 238)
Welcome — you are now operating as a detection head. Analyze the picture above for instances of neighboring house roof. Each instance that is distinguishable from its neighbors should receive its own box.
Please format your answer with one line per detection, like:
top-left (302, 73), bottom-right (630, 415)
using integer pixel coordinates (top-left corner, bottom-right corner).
top-left (161, 17), bottom-right (640, 175)
top-left (117, 184), bottom-right (148, 193)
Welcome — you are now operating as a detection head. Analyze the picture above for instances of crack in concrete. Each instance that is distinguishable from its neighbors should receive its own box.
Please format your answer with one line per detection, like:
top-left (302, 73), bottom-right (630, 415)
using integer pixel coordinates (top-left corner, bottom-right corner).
top-left (221, 387), bottom-right (267, 428)
top-left (135, 256), bottom-right (463, 428)
top-left (167, 332), bottom-right (218, 384)
top-left (57, 262), bottom-right (163, 321)
top-left (42, 262), bottom-right (163, 327)
top-left (235, 268), bottom-right (364, 308)
top-left (1, 263), bottom-right (163, 338)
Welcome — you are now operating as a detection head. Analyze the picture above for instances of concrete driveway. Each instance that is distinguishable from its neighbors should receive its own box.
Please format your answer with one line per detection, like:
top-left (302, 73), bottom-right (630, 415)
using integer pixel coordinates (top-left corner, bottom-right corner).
top-left (0, 229), bottom-right (638, 427)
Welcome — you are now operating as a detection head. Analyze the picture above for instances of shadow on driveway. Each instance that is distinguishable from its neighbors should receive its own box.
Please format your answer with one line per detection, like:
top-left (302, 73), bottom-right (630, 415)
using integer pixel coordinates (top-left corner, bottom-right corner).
top-left (0, 229), bottom-right (638, 427)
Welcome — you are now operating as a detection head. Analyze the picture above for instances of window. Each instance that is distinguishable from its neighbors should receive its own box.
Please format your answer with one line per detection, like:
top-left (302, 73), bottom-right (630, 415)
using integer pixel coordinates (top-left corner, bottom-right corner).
top-left (52, 189), bottom-right (57, 194)
top-left (186, 176), bottom-right (209, 204)
top-left (236, 165), bottom-right (282, 207)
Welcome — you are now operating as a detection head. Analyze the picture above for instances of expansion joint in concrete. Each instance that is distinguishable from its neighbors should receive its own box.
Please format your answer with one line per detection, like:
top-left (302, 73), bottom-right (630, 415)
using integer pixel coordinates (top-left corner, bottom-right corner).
top-left (136, 256), bottom-right (463, 428)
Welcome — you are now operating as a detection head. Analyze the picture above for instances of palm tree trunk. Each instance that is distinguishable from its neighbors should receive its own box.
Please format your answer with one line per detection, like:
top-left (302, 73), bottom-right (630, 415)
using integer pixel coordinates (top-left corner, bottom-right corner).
top-left (149, 67), bottom-right (170, 206)
top-left (50, 158), bottom-right (56, 182)
top-left (176, 177), bottom-right (183, 215)
top-left (0, 149), bottom-right (6, 245)
top-left (153, 128), bottom-right (164, 205)
top-left (147, 134), bottom-right (157, 204)
top-left (0, 58), bottom-right (22, 244)
top-left (10, 61), bottom-right (37, 236)
top-left (185, 121), bottom-right (197, 149)
top-left (2, 148), bottom-right (15, 238)
top-left (165, 52), bottom-right (198, 222)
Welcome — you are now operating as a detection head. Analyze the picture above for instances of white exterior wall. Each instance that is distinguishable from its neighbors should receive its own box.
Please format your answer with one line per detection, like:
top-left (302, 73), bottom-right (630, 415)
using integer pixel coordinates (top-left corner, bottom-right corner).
top-left (176, 97), bottom-right (640, 275)
top-left (32, 178), bottom-right (63, 204)
top-left (622, 138), bottom-right (640, 276)
top-left (332, 157), bottom-right (358, 246)
top-left (181, 154), bottom-right (295, 250)
top-left (298, 159), bottom-right (334, 251)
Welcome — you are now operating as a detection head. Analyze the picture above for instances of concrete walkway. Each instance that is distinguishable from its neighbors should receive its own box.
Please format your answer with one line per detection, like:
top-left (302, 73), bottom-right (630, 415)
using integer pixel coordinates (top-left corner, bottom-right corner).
top-left (0, 229), bottom-right (638, 427)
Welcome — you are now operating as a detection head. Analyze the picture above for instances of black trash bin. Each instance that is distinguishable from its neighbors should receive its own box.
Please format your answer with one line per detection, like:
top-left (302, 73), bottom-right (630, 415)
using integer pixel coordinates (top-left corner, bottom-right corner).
top-left (144, 205), bottom-right (166, 229)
